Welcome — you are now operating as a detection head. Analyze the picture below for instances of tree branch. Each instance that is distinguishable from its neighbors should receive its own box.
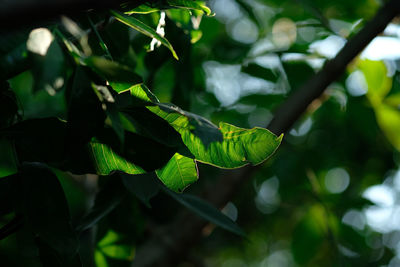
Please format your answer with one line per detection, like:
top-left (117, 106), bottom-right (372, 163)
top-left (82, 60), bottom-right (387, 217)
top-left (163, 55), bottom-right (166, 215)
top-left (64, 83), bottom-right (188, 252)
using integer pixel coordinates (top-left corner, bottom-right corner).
top-left (132, 0), bottom-right (400, 266)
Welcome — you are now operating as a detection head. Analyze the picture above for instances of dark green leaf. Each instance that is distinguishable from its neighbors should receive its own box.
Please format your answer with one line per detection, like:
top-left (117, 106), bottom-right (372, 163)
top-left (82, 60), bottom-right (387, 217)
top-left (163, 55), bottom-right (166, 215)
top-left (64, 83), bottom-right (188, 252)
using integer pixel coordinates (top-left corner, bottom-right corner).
top-left (121, 171), bottom-right (160, 207)
top-left (110, 10), bottom-right (179, 60)
top-left (18, 163), bottom-right (79, 260)
top-left (76, 176), bottom-right (126, 233)
top-left (241, 63), bottom-right (278, 82)
top-left (84, 56), bottom-right (142, 86)
top-left (162, 187), bottom-right (245, 236)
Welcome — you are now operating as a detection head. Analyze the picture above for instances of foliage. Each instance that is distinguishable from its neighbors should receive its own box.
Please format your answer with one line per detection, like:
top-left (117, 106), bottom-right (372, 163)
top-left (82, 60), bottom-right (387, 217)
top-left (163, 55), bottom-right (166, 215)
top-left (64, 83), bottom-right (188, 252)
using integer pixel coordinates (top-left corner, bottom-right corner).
top-left (1, 0), bottom-right (400, 266)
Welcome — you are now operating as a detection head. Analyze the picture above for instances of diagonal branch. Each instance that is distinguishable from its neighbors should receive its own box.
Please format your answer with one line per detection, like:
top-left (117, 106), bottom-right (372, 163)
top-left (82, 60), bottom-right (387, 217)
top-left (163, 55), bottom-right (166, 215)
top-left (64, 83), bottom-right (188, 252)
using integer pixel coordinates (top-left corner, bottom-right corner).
top-left (132, 0), bottom-right (400, 266)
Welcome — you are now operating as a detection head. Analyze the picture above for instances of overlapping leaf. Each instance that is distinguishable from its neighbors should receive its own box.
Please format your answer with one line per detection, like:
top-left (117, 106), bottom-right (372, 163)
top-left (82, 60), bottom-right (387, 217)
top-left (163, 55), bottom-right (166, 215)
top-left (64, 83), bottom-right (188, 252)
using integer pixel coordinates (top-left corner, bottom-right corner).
top-left (120, 84), bottom-right (283, 169)
top-left (156, 153), bottom-right (198, 192)
top-left (111, 10), bottom-right (179, 60)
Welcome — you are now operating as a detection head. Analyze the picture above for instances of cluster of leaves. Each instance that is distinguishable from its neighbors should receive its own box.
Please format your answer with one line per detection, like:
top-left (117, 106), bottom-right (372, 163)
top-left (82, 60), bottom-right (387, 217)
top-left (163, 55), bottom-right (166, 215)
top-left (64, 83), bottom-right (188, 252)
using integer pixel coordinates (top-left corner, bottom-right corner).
top-left (0, 0), bottom-right (283, 266)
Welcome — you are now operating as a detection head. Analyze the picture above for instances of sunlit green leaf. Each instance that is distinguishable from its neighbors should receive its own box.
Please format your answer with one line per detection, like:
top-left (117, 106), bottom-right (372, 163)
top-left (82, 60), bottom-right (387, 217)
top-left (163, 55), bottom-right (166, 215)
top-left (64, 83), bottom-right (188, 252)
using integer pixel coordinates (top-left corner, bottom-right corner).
top-left (111, 10), bottom-right (179, 60)
top-left (124, 5), bottom-right (160, 14)
top-left (121, 84), bottom-right (283, 168)
top-left (162, 187), bottom-right (245, 236)
top-left (156, 153), bottom-right (198, 192)
top-left (88, 142), bottom-right (146, 175)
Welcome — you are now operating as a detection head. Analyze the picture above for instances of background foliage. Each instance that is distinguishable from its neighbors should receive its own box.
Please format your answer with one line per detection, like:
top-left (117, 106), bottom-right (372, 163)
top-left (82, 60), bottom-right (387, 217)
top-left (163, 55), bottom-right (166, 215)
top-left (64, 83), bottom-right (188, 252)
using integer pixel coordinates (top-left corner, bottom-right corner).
top-left (1, 0), bottom-right (400, 266)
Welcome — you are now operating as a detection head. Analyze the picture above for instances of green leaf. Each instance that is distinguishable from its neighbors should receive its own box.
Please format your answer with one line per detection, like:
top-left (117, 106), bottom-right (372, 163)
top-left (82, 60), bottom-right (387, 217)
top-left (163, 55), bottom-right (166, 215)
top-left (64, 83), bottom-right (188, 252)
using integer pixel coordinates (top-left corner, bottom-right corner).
top-left (18, 163), bottom-right (79, 260)
top-left (374, 104), bottom-right (400, 151)
top-left (156, 153), bottom-right (198, 192)
top-left (84, 56), bottom-right (142, 85)
top-left (76, 176), bottom-right (126, 232)
top-left (97, 230), bottom-right (134, 261)
top-left (149, 104), bottom-right (283, 168)
top-left (291, 206), bottom-right (327, 264)
top-left (121, 171), bottom-right (160, 207)
top-left (88, 142), bottom-right (146, 175)
top-left (30, 39), bottom-right (66, 94)
top-left (360, 59), bottom-right (392, 105)
top-left (124, 5), bottom-right (160, 14)
top-left (241, 63), bottom-right (278, 82)
top-left (110, 10), bottom-right (179, 60)
top-left (121, 84), bottom-right (283, 168)
top-left (162, 187), bottom-right (245, 236)
top-left (167, 0), bottom-right (212, 16)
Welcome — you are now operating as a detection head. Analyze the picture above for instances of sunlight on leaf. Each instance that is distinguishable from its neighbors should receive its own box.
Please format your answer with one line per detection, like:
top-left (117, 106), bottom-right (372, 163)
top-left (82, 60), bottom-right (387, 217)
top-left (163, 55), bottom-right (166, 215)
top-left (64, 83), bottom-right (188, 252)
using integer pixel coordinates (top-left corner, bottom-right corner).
top-left (156, 153), bottom-right (198, 192)
top-left (111, 10), bottom-right (179, 60)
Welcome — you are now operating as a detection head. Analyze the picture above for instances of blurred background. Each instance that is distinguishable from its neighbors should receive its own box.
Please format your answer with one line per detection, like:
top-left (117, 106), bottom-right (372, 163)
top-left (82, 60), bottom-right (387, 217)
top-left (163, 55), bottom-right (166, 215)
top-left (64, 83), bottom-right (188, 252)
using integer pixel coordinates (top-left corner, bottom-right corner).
top-left (2, 0), bottom-right (400, 266)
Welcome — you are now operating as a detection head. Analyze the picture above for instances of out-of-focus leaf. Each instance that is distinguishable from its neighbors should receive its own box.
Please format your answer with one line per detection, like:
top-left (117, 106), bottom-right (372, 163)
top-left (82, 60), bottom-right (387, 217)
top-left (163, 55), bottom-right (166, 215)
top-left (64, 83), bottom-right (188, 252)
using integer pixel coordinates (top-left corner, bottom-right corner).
top-left (374, 104), bottom-right (400, 151)
top-left (291, 206), bottom-right (327, 264)
top-left (384, 93), bottom-right (400, 108)
top-left (162, 187), bottom-right (245, 236)
top-left (18, 163), bottom-right (79, 261)
top-left (121, 171), bottom-right (160, 207)
top-left (111, 10), bottom-right (179, 60)
top-left (360, 59), bottom-right (392, 105)
top-left (95, 230), bottom-right (134, 265)
top-left (0, 138), bottom-right (17, 178)
top-left (283, 61), bottom-right (315, 90)
top-left (30, 39), bottom-right (66, 94)
top-left (241, 63), bottom-right (278, 82)
top-left (76, 176), bottom-right (126, 233)
top-left (156, 153), bottom-right (198, 192)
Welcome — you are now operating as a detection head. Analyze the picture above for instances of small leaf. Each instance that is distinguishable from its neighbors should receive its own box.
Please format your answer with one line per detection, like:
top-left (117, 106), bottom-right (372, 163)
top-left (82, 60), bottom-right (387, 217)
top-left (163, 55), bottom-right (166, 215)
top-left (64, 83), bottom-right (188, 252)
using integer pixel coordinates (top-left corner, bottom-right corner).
top-left (162, 187), bottom-right (245, 236)
top-left (156, 153), bottom-right (198, 192)
top-left (110, 10), bottom-right (179, 60)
